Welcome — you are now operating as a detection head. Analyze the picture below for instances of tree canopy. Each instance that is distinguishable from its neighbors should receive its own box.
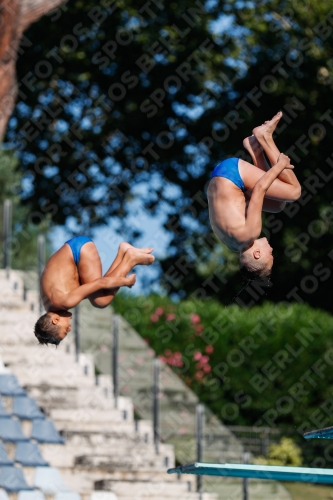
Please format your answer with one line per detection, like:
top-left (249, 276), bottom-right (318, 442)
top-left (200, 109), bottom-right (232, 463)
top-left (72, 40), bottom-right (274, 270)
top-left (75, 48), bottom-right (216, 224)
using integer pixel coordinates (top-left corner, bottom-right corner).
top-left (7, 0), bottom-right (333, 311)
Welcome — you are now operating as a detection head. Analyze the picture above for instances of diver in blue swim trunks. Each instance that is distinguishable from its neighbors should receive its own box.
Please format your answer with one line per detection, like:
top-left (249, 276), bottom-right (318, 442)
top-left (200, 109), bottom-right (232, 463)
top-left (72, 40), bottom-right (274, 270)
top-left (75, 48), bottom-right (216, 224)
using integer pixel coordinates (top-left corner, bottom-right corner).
top-left (34, 239), bottom-right (154, 346)
top-left (208, 111), bottom-right (301, 279)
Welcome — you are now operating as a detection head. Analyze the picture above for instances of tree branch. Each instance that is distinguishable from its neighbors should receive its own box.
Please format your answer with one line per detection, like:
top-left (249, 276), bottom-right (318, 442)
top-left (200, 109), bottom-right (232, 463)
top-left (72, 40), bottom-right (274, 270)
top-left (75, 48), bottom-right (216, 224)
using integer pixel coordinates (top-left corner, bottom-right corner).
top-left (19, 0), bottom-right (68, 33)
top-left (0, 0), bottom-right (67, 140)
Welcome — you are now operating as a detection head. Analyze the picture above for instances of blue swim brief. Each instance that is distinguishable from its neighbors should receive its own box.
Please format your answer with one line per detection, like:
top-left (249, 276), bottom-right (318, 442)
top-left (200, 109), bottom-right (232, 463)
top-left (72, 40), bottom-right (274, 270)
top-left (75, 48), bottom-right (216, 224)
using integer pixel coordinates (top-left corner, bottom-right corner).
top-left (211, 158), bottom-right (245, 192)
top-left (65, 236), bottom-right (93, 266)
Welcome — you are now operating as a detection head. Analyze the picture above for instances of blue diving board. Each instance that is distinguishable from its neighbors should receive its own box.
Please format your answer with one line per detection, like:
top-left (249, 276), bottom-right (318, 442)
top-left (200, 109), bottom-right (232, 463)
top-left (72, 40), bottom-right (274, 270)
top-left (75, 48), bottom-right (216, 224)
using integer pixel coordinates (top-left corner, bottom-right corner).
top-left (168, 462), bottom-right (333, 483)
top-left (304, 426), bottom-right (333, 440)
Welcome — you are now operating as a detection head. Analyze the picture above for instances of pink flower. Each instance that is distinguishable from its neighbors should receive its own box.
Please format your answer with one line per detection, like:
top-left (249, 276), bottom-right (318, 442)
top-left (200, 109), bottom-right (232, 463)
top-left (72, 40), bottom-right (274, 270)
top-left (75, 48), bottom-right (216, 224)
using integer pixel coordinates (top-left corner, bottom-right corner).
top-left (166, 313), bottom-right (175, 321)
top-left (191, 313), bottom-right (201, 324)
top-left (178, 426), bottom-right (188, 435)
top-left (195, 371), bottom-right (204, 380)
top-left (203, 364), bottom-right (212, 373)
top-left (174, 352), bottom-right (182, 359)
top-left (195, 325), bottom-right (204, 334)
top-left (150, 314), bottom-right (159, 322)
top-left (158, 356), bottom-right (167, 363)
top-left (155, 307), bottom-right (164, 316)
top-left (201, 355), bottom-right (209, 364)
top-left (193, 351), bottom-right (202, 361)
top-left (205, 345), bottom-right (214, 354)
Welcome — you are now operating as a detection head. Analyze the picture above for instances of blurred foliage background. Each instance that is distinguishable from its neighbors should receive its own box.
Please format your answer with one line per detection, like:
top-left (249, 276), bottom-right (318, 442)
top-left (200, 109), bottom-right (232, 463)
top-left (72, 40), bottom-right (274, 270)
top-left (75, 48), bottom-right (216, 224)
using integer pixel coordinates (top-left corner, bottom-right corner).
top-left (2, 0), bottom-right (333, 450)
top-left (6, 0), bottom-right (333, 310)
top-left (113, 294), bottom-right (333, 430)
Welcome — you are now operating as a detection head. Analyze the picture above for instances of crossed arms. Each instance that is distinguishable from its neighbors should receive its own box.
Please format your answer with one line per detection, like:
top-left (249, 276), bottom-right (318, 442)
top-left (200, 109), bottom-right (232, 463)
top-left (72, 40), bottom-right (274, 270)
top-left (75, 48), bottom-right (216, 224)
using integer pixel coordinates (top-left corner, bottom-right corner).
top-left (236, 154), bottom-right (295, 247)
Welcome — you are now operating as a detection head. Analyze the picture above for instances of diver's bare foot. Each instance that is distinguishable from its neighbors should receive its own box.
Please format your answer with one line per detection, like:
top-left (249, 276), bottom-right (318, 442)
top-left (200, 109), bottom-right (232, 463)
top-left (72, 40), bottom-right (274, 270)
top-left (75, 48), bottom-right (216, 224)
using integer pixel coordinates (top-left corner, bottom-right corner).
top-left (125, 273), bottom-right (137, 288)
top-left (243, 135), bottom-right (263, 166)
top-left (119, 242), bottom-right (153, 256)
top-left (125, 248), bottom-right (155, 266)
top-left (252, 111), bottom-right (283, 145)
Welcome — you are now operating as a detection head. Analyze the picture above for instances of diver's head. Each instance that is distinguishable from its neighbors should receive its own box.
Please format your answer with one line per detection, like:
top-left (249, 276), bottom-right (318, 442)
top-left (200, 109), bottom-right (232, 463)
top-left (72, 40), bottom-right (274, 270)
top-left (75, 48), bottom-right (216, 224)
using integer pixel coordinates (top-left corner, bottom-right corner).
top-left (239, 237), bottom-right (273, 280)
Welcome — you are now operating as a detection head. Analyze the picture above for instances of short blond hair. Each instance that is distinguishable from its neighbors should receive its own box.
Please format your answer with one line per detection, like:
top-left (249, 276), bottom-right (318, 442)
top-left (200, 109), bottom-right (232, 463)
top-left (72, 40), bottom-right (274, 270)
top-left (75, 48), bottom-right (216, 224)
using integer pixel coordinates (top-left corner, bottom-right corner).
top-left (239, 252), bottom-right (272, 280)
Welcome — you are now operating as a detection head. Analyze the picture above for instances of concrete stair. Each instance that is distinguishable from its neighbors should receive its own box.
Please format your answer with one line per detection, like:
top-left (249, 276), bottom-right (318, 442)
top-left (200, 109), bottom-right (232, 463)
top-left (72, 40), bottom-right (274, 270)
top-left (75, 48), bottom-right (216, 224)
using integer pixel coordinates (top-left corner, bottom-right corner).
top-left (0, 270), bottom-right (217, 500)
top-left (77, 301), bottom-right (245, 465)
top-left (0, 269), bottom-right (292, 500)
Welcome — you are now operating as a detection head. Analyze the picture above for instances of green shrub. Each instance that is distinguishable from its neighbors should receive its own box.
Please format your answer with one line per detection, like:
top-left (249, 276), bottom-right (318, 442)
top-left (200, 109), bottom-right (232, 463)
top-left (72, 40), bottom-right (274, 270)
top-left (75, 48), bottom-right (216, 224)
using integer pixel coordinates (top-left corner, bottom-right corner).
top-left (254, 438), bottom-right (303, 466)
top-left (113, 293), bottom-right (333, 431)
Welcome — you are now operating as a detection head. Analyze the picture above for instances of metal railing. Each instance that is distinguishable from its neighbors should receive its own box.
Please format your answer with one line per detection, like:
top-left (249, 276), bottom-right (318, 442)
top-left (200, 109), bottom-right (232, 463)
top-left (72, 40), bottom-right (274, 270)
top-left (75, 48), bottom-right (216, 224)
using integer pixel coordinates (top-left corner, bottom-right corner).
top-left (228, 426), bottom-right (281, 456)
top-left (3, 199), bottom-right (12, 279)
top-left (153, 358), bottom-right (160, 455)
top-left (112, 314), bottom-right (119, 408)
top-left (74, 304), bottom-right (80, 363)
top-left (196, 404), bottom-right (204, 499)
top-left (37, 234), bottom-right (45, 316)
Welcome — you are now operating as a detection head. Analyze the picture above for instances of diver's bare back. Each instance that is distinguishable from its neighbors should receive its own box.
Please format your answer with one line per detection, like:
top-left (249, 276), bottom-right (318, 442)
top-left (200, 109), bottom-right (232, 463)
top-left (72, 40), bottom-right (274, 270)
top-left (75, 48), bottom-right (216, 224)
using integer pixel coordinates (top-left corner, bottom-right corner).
top-left (208, 176), bottom-right (247, 251)
top-left (41, 243), bottom-right (79, 311)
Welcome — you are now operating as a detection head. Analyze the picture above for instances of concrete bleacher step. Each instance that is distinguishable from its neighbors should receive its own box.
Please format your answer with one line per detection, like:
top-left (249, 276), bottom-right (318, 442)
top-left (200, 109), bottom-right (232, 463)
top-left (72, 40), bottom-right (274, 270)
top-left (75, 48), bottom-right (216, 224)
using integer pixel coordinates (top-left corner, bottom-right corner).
top-left (51, 430), bottom-right (155, 456)
top-left (81, 303), bottom-right (245, 466)
top-left (2, 494), bottom-right (84, 500)
top-left (50, 407), bottom-right (134, 424)
top-left (10, 358), bottom-right (94, 375)
top-left (117, 496), bottom-right (217, 500)
top-left (93, 470), bottom-right (196, 483)
top-left (1, 347), bottom-right (95, 371)
top-left (40, 444), bottom-right (173, 470)
top-left (14, 372), bottom-right (96, 390)
top-left (74, 454), bottom-right (169, 471)
top-left (56, 419), bottom-right (140, 435)
top-left (54, 420), bottom-right (135, 433)
top-left (58, 468), bottom-right (200, 498)
top-left (0, 271), bottom-right (275, 500)
top-left (94, 479), bottom-right (218, 500)
top-left (99, 480), bottom-right (195, 495)
top-left (0, 316), bottom-right (35, 330)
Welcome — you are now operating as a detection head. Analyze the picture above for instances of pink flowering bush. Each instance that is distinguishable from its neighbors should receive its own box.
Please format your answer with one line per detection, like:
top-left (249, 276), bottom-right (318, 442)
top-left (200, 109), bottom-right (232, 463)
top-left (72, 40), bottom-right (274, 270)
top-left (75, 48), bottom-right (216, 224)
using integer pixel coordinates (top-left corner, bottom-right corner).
top-left (113, 294), bottom-right (333, 438)
top-left (159, 350), bottom-right (184, 368)
top-left (113, 293), bottom-right (213, 388)
top-left (191, 313), bottom-right (201, 324)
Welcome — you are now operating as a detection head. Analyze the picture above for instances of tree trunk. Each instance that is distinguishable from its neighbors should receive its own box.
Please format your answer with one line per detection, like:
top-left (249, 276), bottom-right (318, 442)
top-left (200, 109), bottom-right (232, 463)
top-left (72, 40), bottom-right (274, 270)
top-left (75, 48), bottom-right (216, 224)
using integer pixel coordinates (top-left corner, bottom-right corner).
top-left (0, 0), bottom-right (67, 140)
